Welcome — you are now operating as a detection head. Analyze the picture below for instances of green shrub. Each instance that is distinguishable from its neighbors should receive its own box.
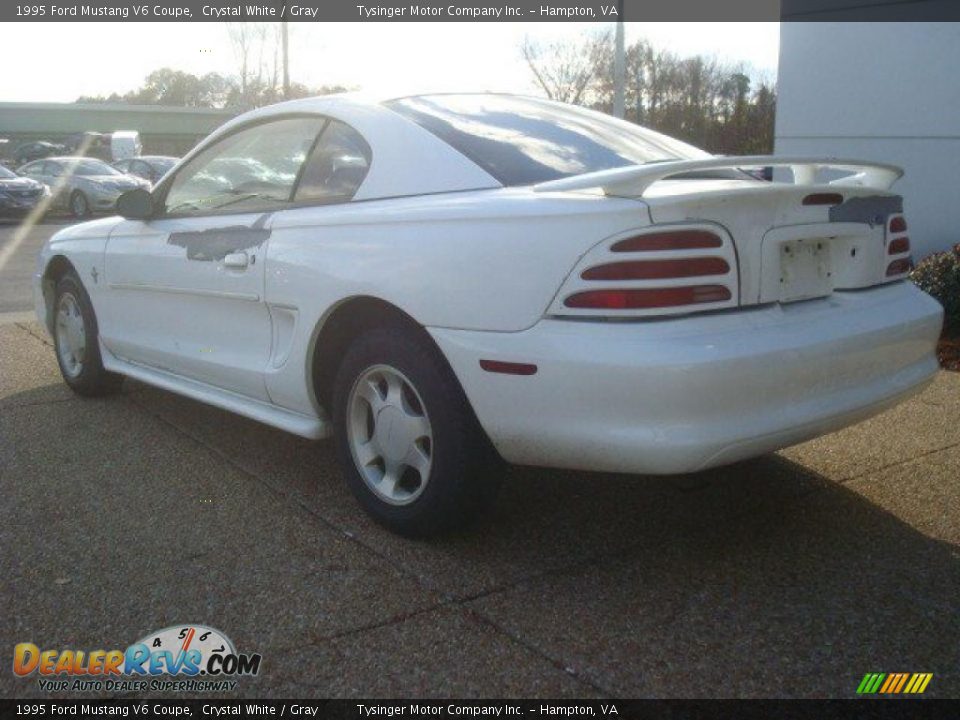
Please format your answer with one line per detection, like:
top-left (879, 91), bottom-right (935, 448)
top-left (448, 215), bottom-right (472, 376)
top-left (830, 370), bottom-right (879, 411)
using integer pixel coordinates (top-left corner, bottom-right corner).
top-left (912, 244), bottom-right (960, 330)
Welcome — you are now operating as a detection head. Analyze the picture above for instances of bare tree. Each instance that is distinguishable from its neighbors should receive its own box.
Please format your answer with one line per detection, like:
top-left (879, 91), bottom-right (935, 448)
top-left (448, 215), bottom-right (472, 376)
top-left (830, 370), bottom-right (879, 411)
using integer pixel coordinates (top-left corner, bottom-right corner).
top-left (227, 23), bottom-right (273, 108)
top-left (520, 32), bottom-right (777, 155)
top-left (521, 31), bottom-right (611, 106)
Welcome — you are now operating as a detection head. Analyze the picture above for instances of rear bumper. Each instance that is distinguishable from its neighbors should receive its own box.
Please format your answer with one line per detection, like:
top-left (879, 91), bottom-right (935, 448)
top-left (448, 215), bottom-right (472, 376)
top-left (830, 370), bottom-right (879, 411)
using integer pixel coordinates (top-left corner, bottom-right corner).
top-left (430, 282), bottom-right (943, 475)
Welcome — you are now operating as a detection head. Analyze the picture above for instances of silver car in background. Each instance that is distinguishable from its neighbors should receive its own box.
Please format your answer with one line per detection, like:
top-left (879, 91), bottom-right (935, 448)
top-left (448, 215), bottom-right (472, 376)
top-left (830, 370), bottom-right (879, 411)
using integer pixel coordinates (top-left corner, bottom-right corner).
top-left (18, 156), bottom-right (149, 218)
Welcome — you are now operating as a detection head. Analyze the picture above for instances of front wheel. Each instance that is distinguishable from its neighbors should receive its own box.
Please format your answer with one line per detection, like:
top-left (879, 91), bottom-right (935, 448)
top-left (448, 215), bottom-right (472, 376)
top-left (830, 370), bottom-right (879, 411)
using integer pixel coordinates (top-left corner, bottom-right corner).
top-left (53, 271), bottom-right (123, 396)
top-left (332, 326), bottom-right (497, 537)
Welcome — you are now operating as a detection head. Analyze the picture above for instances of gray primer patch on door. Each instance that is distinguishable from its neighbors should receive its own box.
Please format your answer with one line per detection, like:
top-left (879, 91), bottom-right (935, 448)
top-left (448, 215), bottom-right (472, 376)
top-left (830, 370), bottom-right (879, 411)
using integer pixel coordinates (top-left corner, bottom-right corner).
top-left (168, 214), bottom-right (272, 261)
top-left (829, 195), bottom-right (903, 226)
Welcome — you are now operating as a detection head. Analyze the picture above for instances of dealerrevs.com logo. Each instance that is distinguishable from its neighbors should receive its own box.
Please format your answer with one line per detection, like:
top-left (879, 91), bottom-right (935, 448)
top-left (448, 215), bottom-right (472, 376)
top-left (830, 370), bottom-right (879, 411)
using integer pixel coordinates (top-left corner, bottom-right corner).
top-left (13, 624), bottom-right (262, 693)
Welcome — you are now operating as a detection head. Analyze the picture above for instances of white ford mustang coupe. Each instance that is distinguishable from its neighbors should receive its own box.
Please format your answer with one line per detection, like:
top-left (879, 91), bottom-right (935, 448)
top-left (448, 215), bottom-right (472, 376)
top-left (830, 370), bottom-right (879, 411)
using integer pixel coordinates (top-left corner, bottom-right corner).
top-left (35, 93), bottom-right (943, 535)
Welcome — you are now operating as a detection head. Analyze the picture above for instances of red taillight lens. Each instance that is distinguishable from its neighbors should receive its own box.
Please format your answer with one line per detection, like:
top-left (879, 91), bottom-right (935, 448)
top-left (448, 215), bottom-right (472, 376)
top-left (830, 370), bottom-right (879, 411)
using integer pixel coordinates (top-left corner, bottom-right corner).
top-left (564, 285), bottom-right (731, 310)
top-left (802, 193), bottom-right (844, 206)
top-left (886, 258), bottom-right (913, 276)
top-left (888, 237), bottom-right (910, 255)
top-left (611, 230), bottom-right (722, 252)
top-left (581, 257), bottom-right (730, 281)
top-left (889, 216), bottom-right (907, 233)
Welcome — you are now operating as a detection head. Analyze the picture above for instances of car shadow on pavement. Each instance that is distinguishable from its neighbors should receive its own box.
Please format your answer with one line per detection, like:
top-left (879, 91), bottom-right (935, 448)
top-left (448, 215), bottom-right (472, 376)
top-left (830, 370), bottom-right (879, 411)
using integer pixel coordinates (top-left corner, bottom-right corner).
top-left (3, 378), bottom-right (959, 697)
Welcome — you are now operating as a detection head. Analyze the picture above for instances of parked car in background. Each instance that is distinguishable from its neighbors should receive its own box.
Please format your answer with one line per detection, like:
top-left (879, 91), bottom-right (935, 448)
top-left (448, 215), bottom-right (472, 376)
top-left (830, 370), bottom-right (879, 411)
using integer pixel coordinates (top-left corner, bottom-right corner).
top-left (14, 141), bottom-right (66, 167)
top-left (112, 155), bottom-right (178, 186)
top-left (33, 94), bottom-right (943, 536)
top-left (0, 164), bottom-right (47, 216)
top-left (19, 156), bottom-right (148, 218)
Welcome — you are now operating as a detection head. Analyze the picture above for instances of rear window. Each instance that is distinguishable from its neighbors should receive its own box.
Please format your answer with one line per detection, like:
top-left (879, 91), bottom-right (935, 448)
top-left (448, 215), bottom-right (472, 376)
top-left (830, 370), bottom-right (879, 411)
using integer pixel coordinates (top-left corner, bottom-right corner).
top-left (385, 94), bottom-right (717, 187)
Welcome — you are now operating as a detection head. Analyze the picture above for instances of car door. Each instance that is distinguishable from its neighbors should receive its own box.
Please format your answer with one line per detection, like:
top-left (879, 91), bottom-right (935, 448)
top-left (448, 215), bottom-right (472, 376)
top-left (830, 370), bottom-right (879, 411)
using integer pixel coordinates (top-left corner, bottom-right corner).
top-left (99, 116), bottom-right (327, 401)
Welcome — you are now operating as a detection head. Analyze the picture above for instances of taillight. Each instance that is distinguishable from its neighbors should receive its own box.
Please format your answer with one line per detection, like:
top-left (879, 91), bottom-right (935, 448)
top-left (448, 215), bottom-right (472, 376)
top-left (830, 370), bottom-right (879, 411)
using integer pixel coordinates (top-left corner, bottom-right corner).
top-left (886, 258), bottom-right (912, 277)
top-left (885, 214), bottom-right (911, 280)
top-left (564, 286), bottom-right (732, 310)
top-left (888, 237), bottom-right (910, 255)
top-left (551, 225), bottom-right (739, 318)
top-left (581, 257), bottom-right (729, 281)
top-left (611, 230), bottom-right (721, 252)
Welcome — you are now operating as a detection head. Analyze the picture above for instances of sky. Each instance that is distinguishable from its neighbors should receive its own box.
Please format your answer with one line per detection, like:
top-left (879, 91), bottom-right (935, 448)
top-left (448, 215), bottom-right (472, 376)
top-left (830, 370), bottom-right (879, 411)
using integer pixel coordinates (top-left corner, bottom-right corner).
top-left (2, 22), bottom-right (780, 103)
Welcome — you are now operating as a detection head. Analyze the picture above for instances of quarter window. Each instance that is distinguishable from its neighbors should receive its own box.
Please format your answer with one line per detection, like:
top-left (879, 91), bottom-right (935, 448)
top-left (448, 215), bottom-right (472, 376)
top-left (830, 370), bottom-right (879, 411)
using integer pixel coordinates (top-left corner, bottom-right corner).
top-left (163, 117), bottom-right (326, 216)
top-left (295, 120), bottom-right (371, 204)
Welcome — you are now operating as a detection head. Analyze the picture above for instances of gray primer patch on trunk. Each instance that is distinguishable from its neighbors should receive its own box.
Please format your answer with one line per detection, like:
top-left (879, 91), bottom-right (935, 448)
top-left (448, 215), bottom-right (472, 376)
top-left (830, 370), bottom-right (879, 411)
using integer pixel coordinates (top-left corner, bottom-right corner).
top-left (829, 195), bottom-right (903, 226)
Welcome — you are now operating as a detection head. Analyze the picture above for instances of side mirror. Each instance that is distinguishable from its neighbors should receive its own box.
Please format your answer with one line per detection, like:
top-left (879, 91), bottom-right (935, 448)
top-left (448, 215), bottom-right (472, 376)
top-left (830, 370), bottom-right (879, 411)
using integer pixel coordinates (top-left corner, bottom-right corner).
top-left (117, 188), bottom-right (154, 220)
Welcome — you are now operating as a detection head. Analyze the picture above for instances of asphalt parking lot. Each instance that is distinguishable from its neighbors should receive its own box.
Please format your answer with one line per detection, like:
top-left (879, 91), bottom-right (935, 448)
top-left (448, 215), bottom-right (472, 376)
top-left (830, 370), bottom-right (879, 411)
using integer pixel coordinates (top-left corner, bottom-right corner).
top-left (2, 221), bottom-right (959, 699)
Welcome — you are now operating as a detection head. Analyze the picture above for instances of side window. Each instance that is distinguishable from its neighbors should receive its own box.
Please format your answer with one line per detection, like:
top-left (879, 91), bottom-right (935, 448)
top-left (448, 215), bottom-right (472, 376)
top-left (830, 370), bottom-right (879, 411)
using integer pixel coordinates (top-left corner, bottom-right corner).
top-left (44, 162), bottom-right (62, 177)
top-left (20, 163), bottom-right (42, 177)
top-left (294, 120), bottom-right (371, 205)
top-left (163, 117), bottom-right (325, 216)
top-left (114, 160), bottom-right (130, 173)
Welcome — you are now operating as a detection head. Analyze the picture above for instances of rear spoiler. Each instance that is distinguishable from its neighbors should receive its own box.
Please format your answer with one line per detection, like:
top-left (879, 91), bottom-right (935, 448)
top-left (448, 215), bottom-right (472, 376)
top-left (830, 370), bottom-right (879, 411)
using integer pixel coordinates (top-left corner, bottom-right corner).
top-left (532, 156), bottom-right (904, 197)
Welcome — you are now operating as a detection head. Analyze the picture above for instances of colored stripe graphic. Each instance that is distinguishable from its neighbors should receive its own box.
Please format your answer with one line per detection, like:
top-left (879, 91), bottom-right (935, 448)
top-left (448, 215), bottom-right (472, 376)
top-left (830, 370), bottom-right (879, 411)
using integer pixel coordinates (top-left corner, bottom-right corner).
top-left (892, 673), bottom-right (909, 693)
top-left (904, 673), bottom-right (933, 694)
top-left (857, 673), bottom-right (886, 694)
top-left (858, 672), bottom-right (933, 695)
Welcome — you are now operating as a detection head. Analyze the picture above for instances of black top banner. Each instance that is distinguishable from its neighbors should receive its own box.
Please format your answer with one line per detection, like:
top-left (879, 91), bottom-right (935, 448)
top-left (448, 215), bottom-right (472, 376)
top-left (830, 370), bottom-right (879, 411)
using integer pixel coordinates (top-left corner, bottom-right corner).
top-left (4, 0), bottom-right (960, 23)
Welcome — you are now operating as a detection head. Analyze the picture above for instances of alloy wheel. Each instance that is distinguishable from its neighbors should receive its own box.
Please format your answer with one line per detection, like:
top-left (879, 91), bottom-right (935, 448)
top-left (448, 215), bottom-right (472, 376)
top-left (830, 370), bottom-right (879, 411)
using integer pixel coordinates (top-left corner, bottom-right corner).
top-left (346, 364), bottom-right (433, 506)
top-left (55, 292), bottom-right (86, 378)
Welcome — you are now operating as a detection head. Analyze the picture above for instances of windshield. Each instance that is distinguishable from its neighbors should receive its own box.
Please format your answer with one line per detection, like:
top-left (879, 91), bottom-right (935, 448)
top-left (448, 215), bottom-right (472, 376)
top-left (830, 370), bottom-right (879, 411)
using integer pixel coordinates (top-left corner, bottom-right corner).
top-left (64, 159), bottom-right (122, 177)
top-left (0, 166), bottom-right (17, 179)
top-left (386, 94), bottom-right (720, 186)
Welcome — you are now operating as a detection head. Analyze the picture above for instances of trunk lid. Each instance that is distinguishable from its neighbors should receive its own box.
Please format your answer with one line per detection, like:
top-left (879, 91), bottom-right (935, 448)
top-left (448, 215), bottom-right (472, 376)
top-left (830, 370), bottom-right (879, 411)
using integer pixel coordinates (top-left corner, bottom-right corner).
top-left (642, 179), bottom-right (906, 306)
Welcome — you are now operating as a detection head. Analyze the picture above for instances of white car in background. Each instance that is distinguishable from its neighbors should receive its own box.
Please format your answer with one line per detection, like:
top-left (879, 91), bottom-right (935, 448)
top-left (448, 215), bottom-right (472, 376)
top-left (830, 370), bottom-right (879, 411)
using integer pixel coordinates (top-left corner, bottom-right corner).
top-left (34, 93), bottom-right (943, 536)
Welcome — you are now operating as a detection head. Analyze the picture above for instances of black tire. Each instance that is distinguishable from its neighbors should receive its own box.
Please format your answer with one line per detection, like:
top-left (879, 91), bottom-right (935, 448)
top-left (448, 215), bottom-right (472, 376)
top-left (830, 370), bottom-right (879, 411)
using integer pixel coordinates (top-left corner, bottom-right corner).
top-left (69, 191), bottom-right (90, 219)
top-left (331, 325), bottom-right (498, 537)
top-left (52, 271), bottom-right (123, 396)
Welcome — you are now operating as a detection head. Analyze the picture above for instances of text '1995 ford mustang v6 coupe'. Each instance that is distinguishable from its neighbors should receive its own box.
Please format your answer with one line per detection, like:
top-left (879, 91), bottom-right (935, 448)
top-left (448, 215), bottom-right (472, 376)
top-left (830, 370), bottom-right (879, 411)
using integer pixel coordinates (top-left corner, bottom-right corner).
top-left (34, 93), bottom-right (943, 535)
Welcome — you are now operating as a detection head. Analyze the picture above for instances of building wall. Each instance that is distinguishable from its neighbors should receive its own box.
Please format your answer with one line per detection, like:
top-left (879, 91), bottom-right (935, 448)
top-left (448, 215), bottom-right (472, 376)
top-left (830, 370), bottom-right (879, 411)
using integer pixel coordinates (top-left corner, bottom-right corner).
top-left (0, 103), bottom-right (235, 159)
top-left (775, 21), bottom-right (960, 259)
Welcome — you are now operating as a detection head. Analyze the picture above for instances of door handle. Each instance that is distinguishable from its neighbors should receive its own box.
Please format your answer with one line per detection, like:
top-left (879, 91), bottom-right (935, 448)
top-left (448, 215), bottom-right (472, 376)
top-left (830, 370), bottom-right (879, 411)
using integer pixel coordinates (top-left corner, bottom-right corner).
top-left (223, 251), bottom-right (249, 269)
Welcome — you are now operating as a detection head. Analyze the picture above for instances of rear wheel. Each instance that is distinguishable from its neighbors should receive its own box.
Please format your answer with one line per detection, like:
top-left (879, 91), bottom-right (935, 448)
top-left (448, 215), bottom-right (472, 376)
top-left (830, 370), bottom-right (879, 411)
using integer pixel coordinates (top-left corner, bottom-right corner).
top-left (53, 271), bottom-right (122, 396)
top-left (332, 326), bottom-right (497, 536)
